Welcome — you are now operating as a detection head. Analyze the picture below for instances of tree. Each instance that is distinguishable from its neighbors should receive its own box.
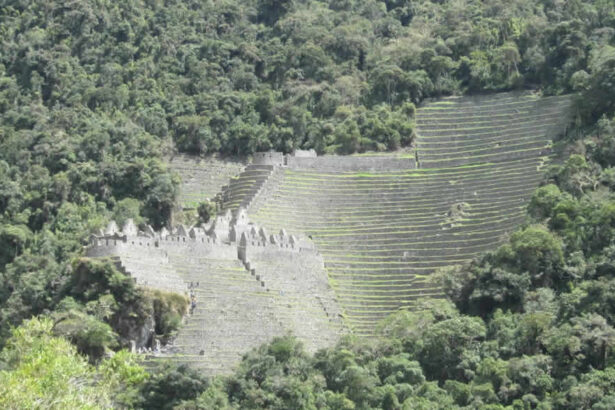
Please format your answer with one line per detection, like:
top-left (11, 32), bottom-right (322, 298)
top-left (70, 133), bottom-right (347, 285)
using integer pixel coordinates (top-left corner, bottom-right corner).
top-left (138, 363), bottom-right (208, 410)
top-left (197, 200), bottom-right (216, 224)
top-left (257, 0), bottom-right (295, 26)
top-left (528, 184), bottom-right (563, 220)
top-left (0, 317), bottom-right (112, 408)
top-left (581, 45), bottom-right (615, 119)
top-left (496, 42), bottom-right (521, 81)
top-left (508, 226), bottom-right (564, 287)
top-left (418, 316), bottom-right (486, 382)
top-left (112, 198), bottom-right (143, 227)
top-left (0, 224), bottom-right (32, 267)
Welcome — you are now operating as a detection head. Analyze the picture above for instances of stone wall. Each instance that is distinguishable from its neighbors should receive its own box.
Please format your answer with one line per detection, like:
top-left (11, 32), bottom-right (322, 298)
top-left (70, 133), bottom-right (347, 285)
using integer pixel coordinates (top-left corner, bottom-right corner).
top-left (86, 214), bottom-right (345, 374)
top-left (252, 151), bottom-right (285, 166)
top-left (167, 154), bottom-right (245, 208)
top-left (285, 155), bottom-right (416, 170)
top-left (251, 150), bottom-right (417, 170)
top-left (86, 236), bottom-right (186, 294)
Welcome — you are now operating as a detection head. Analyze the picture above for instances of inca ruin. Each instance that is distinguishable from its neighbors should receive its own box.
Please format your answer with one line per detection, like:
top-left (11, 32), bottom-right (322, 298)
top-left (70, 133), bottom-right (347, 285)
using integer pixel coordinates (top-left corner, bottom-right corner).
top-left (87, 91), bottom-right (574, 374)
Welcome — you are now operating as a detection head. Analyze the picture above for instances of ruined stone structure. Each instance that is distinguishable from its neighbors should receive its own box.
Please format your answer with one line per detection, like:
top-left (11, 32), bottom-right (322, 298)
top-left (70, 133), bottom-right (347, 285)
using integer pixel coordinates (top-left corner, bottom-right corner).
top-left (86, 91), bottom-right (575, 373)
top-left (87, 211), bottom-right (344, 373)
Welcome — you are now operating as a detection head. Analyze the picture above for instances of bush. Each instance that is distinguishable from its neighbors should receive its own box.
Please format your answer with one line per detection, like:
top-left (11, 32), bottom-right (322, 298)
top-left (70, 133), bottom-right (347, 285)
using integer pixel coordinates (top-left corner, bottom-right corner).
top-left (147, 289), bottom-right (189, 339)
top-left (197, 200), bottom-right (217, 224)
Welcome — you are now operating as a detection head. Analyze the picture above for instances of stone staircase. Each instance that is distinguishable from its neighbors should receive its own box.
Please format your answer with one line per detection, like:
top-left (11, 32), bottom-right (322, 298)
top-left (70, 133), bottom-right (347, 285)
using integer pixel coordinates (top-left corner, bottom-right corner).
top-left (151, 252), bottom-right (284, 373)
top-left (168, 154), bottom-right (245, 208)
top-left (219, 164), bottom-right (274, 213)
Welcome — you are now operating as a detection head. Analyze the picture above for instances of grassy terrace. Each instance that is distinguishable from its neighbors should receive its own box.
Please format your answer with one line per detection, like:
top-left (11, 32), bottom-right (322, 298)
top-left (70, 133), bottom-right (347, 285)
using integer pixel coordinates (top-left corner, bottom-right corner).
top-left (167, 154), bottom-right (245, 208)
top-left (416, 93), bottom-right (573, 166)
top-left (220, 164), bottom-right (274, 212)
top-left (247, 92), bottom-right (572, 335)
top-left (250, 161), bottom-right (532, 333)
top-left (154, 247), bottom-right (342, 373)
top-left (159, 252), bottom-right (283, 373)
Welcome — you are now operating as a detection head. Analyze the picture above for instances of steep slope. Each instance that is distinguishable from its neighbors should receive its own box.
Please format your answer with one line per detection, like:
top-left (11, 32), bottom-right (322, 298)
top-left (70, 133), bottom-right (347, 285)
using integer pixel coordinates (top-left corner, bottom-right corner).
top-left (248, 93), bottom-right (573, 334)
top-left (87, 219), bottom-right (345, 374)
top-left (416, 92), bottom-right (573, 167)
top-left (168, 155), bottom-right (245, 208)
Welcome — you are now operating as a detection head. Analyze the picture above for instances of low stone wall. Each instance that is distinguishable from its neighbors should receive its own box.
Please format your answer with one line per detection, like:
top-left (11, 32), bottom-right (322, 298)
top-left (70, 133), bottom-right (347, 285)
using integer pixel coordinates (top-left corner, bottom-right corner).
top-left (87, 238), bottom-right (165, 258)
top-left (86, 239), bottom-right (186, 294)
top-left (253, 151), bottom-right (285, 166)
top-left (157, 236), bottom-right (238, 260)
top-left (286, 155), bottom-right (416, 170)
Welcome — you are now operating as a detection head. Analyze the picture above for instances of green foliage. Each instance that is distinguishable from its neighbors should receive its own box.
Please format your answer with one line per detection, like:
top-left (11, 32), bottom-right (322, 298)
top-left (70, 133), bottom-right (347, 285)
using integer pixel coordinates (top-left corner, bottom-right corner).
top-left (197, 200), bottom-right (217, 224)
top-left (2, 0), bottom-right (609, 161)
top-left (52, 301), bottom-right (118, 360)
top-left (419, 316), bottom-right (486, 382)
top-left (0, 251), bottom-right (65, 343)
top-left (98, 350), bottom-right (150, 408)
top-left (0, 224), bottom-right (31, 268)
top-left (138, 363), bottom-right (209, 410)
top-left (176, 379), bottom-right (232, 410)
top-left (147, 289), bottom-right (189, 339)
top-left (507, 226), bottom-right (564, 285)
top-left (0, 318), bottom-right (118, 409)
top-left (577, 45), bottom-right (615, 121)
top-left (112, 198), bottom-right (144, 228)
top-left (529, 184), bottom-right (563, 219)
top-left (0, 317), bottom-right (149, 409)
top-left (0, 317), bottom-right (111, 409)
top-left (65, 259), bottom-right (187, 351)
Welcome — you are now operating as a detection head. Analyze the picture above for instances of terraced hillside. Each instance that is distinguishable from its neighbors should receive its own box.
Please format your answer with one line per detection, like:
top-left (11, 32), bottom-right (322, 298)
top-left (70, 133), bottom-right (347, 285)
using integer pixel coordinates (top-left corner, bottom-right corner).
top-left (219, 164), bottom-right (274, 211)
top-left (161, 242), bottom-right (343, 373)
top-left (247, 92), bottom-right (573, 335)
top-left (88, 220), bottom-right (344, 374)
top-left (168, 154), bottom-right (245, 208)
top-left (163, 252), bottom-right (285, 374)
top-left (416, 93), bottom-right (573, 167)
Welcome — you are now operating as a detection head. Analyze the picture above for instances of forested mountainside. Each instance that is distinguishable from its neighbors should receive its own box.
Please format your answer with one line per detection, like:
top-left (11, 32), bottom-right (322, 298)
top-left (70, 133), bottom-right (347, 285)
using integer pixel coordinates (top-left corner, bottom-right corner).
top-left (1, 0), bottom-right (614, 157)
top-left (0, 0), bottom-right (614, 408)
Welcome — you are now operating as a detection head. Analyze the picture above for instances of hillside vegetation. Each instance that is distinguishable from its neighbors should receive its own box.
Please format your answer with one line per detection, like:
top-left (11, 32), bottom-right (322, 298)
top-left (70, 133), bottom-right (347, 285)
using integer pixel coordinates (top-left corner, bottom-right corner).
top-left (0, 0), bottom-right (614, 408)
top-left (1, 0), bottom-right (614, 157)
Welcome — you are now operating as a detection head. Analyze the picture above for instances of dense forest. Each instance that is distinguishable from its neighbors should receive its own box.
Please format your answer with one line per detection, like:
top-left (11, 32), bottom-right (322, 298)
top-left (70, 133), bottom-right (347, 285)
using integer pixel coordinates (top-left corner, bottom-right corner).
top-left (0, 0), bottom-right (615, 408)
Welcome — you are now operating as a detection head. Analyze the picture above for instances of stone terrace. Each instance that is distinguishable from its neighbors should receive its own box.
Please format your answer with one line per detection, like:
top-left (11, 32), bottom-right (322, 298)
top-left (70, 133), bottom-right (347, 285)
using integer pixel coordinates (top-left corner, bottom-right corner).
top-left (86, 213), bottom-right (344, 374)
top-left (416, 92), bottom-right (573, 167)
top-left (168, 154), bottom-right (245, 208)
top-left (246, 92), bottom-right (573, 335)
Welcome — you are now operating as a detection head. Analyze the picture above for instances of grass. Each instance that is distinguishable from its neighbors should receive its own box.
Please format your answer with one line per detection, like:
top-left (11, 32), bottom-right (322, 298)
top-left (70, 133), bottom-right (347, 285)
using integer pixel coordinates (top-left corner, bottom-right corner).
top-left (271, 174), bottom-right (541, 198)
top-left (418, 94), bottom-right (562, 112)
top-left (253, 192), bottom-right (535, 218)
top-left (417, 109), bottom-right (564, 125)
top-left (416, 121), bottom-right (559, 139)
top-left (266, 168), bottom-right (542, 193)
top-left (418, 139), bottom-right (549, 157)
top-left (281, 159), bottom-right (538, 182)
